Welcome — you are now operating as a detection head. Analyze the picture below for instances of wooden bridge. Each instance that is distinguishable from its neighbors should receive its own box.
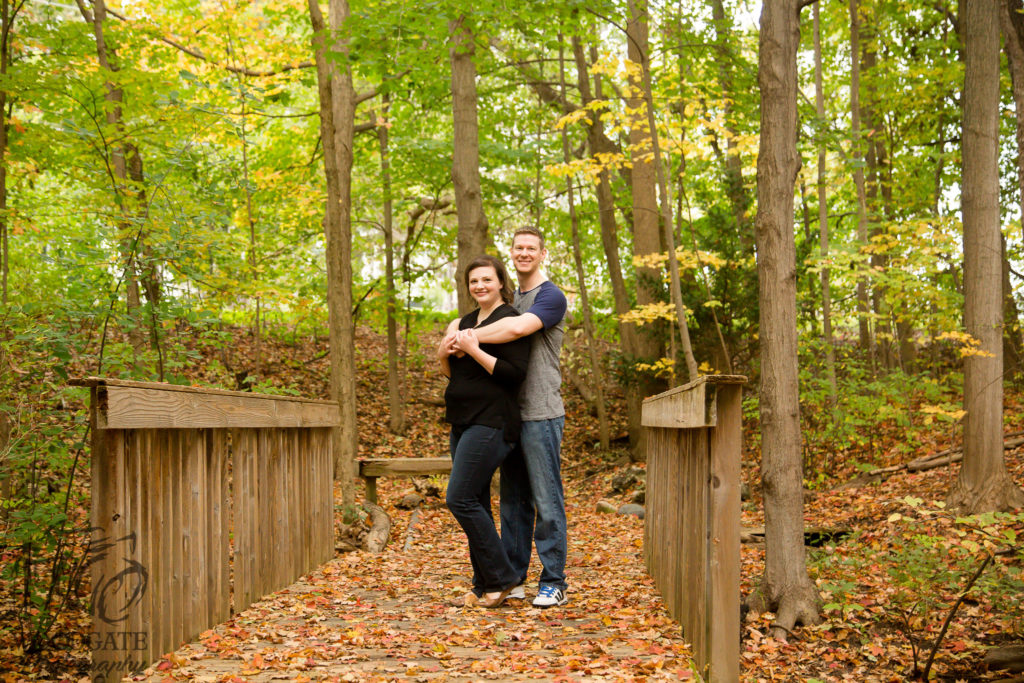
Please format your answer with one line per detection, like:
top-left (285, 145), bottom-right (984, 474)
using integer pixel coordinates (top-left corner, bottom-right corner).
top-left (78, 376), bottom-right (744, 682)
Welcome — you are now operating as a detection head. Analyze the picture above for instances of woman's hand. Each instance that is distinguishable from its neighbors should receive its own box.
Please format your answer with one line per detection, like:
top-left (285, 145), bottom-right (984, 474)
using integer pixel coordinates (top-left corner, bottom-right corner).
top-left (454, 329), bottom-right (480, 355)
top-left (437, 331), bottom-right (457, 360)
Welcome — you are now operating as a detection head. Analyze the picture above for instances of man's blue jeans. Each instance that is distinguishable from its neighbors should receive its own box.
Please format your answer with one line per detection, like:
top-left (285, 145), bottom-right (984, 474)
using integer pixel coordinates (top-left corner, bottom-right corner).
top-left (448, 425), bottom-right (519, 593)
top-left (499, 416), bottom-right (567, 591)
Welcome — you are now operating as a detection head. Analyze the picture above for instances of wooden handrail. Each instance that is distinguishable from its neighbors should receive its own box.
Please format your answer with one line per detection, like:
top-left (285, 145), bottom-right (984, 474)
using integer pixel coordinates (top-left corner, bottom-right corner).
top-left (77, 378), bottom-right (338, 681)
top-left (642, 374), bottom-right (746, 682)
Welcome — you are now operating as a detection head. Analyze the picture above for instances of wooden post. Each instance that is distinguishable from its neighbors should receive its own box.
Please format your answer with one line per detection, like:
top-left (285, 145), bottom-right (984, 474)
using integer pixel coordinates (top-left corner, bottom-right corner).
top-left (642, 375), bottom-right (745, 682)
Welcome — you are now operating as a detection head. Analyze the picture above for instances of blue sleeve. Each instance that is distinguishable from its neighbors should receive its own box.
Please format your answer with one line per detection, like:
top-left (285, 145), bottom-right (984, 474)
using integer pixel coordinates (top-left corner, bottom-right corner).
top-left (527, 282), bottom-right (567, 330)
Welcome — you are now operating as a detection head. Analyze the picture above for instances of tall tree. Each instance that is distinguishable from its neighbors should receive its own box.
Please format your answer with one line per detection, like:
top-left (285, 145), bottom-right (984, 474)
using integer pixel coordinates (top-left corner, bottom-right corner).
top-left (750, 0), bottom-right (822, 635)
top-left (1000, 0), bottom-right (1024, 376)
top-left (0, 0), bottom-right (19, 306)
top-left (449, 14), bottom-right (488, 314)
top-left (558, 34), bottom-right (609, 450)
top-left (568, 36), bottom-right (648, 453)
top-left (710, 0), bottom-right (751, 249)
top-left (629, 0), bottom-right (698, 381)
top-left (75, 0), bottom-right (155, 366)
top-left (378, 92), bottom-right (405, 434)
top-left (952, 0), bottom-right (1024, 512)
top-left (309, 0), bottom-right (358, 503)
top-left (813, 0), bottom-right (837, 405)
top-left (849, 0), bottom-right (874, 366)
top-left (625, 1), bottom-right (668, 451)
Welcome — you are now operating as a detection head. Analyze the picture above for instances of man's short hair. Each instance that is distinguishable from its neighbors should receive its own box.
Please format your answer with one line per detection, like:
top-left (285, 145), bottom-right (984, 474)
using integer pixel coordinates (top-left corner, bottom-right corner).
top-left (512, 226), bottom-right (545, 250)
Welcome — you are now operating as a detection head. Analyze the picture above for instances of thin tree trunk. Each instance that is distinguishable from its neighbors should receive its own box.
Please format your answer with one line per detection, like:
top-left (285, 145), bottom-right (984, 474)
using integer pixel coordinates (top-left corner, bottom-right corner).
top-left (558, 36), bottom-right (609, 450)
top-left (126, 148), bottom-right (164, 381)
top-left (220, 29), bottom-right (262, 382)
top-left (76, 0), bottom-right (148, 366)
top-left (849, 0), bottom-right (874, 367)
top-left (749, 0), bottom-right (822, 636)
top-left (450, 15), bottom-right (488, 315)
top-left (952, 0), bottom-right (1024, 513)
top-left (861, 8), bottom-right (892, 369)
top-left (710, 0), bottom-right (751, 251)
top-left (0, 0), bottom-right (10, 306)
top-left (379, 93), bottom-right (405, 434)
top-left (241, 93), bottom-right (261, 381)
top-left (309, 0), bottom-right (358, 504)
top-left (814, 1), bottom-right (838, 405)
top-left (1003, 235), bottom-right (1024, 378)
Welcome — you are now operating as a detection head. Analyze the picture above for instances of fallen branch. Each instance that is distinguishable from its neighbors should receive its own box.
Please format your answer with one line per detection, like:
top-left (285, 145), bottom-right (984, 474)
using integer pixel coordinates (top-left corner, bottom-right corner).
top-left (840, 432), bottom-right (1024, 488)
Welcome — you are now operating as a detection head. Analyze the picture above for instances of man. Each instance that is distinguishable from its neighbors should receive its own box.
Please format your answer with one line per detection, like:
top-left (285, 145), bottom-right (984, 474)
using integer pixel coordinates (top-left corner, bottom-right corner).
top-left (450, 226), bottom-right (568, 608)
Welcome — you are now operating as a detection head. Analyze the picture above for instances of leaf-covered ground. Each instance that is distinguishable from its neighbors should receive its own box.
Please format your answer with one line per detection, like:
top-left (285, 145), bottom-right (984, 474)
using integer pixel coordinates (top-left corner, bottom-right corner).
top-left (2, 324), bottom-right (1023, 681)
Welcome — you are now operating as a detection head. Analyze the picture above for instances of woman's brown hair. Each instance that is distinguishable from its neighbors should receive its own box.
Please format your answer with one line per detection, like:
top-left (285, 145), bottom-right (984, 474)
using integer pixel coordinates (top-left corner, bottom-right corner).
top-left (464, 255), bottom-right (514, 305)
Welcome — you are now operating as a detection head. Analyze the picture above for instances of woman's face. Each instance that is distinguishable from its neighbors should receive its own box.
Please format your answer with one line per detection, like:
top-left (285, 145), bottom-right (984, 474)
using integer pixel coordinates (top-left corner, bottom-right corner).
top-left (467, 265), bottom-right (502, 308)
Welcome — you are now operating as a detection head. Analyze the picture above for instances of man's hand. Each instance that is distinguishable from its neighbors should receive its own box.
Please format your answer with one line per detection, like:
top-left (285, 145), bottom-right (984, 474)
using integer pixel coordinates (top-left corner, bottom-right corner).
top-left (454, 329), bottom-right (480, 355)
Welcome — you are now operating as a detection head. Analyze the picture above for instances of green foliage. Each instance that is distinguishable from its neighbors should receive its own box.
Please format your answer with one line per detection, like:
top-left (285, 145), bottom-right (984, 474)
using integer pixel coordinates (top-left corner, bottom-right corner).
top-left (0, 312), bottom-right (93, 653)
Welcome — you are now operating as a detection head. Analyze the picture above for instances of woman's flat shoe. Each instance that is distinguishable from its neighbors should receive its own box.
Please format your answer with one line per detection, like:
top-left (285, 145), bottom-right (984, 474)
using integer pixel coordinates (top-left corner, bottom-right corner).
top-left (477, 587), bottom-right (514, 608)
top-left (451, 591), bottom-right (480, 607)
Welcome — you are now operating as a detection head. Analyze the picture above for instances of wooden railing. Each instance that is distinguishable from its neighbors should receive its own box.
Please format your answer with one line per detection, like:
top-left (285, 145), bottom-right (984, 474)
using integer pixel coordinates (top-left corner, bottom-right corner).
top-left (73, 378), bottom-right (339, 682)
top-left (642, 374), bottom-right (746, 682)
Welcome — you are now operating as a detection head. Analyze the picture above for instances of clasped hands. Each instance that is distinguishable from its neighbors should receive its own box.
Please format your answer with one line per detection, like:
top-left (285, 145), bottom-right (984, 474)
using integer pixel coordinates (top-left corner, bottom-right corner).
top-left (439, 329), bottom-right (480, 359)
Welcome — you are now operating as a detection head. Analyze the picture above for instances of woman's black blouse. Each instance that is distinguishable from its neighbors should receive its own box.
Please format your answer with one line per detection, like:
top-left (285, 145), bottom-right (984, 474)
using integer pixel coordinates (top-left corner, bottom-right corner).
top-left (444, 304), bottom-right (532, 442)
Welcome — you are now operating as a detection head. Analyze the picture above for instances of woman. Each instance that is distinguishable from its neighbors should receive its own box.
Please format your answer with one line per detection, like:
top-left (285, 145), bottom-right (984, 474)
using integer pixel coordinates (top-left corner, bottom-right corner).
top-left (438, 255), bottom-right (532, 607)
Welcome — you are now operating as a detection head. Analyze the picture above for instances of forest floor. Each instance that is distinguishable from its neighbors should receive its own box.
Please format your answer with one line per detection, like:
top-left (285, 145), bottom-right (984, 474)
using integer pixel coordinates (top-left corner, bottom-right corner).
top-left (2, 324), bottom-right (1023, 681)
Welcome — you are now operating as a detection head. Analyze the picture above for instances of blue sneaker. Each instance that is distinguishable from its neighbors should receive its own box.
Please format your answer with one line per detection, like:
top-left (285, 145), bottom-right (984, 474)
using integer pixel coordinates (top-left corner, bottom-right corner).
top-left (532, 585), bottom-right (568, 608)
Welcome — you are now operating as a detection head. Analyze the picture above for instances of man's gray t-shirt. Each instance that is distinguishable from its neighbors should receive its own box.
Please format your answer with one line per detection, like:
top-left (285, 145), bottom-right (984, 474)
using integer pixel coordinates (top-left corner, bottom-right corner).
top-left (513, 280), bottom-right (567, 421)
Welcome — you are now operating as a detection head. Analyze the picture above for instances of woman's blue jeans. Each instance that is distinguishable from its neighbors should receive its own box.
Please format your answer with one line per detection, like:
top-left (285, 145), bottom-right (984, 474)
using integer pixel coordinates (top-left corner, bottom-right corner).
top-left (447, 424), bottom-right (519, 593)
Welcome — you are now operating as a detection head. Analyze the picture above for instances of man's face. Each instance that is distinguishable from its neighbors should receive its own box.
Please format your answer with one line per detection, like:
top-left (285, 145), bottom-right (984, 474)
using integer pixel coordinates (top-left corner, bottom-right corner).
top-left (511, 234), bottom-right (545, 276)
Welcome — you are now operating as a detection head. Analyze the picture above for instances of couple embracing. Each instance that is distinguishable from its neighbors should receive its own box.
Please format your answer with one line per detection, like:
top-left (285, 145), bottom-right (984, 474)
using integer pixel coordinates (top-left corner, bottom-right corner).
top-left (437, 227), bottom-right (568, 609)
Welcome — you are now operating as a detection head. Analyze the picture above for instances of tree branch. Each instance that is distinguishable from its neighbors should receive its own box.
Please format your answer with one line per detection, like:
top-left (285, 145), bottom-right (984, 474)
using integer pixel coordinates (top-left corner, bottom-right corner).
top-left (103, 6), bottom-right (314, 76)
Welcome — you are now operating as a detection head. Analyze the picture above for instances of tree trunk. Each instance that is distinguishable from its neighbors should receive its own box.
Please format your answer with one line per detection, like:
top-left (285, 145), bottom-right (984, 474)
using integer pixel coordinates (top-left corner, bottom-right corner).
top-left (861, 8), bottom-right (894, 369)
top-left (0, 0), bottom-right (9, 306)
top-left (1004, 0), bottom-right (1024, 243)
top-left (126, 147), bottom-right (164, 380)
top-left (629, 0), bottom-right (699, 382)
top-left (849, 0), bottom-right (874, 367)
top-left (1003, 235), bottom-right (1024, 378)
top-left (952, 0), bottom-right (1024, 513)
top-left (625, 4), bottom-right (667, 454)
top-left (558, 36), bottom-right (609, 450)
top-left (750, 0), bottom-right (822, 636)
top-left (379, 93), bottom-right (405, 434)
top-left (573, 38), bottom-right (646, 453)
top-left (710, 0), bottom-right (752, 251)
top-left (78, 0), bottom-right (148, 365)
top-left (0, 411), bottom-right (10, 523)
top-left (813, 2), bottom-right (837, 405)
top-left (999, 0), bottom-right (1024, 376)
top-left (309, 0), bottom-right (358, 505)
top-left (450, 15), bottom-right (488, 315)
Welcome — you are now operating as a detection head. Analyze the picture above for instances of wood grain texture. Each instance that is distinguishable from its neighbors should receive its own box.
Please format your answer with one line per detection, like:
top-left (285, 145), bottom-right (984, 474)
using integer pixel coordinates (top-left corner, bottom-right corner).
top-left (98, 386), bottom-right (340, 430)
top-left (709, 385), bottom-right (742, 682)
top-left (359, 457), bottom-right (453, 477)
top-left (642, 377), bottom-right (745, 682)
top-left (86, 381), bottom-right (336, 678)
